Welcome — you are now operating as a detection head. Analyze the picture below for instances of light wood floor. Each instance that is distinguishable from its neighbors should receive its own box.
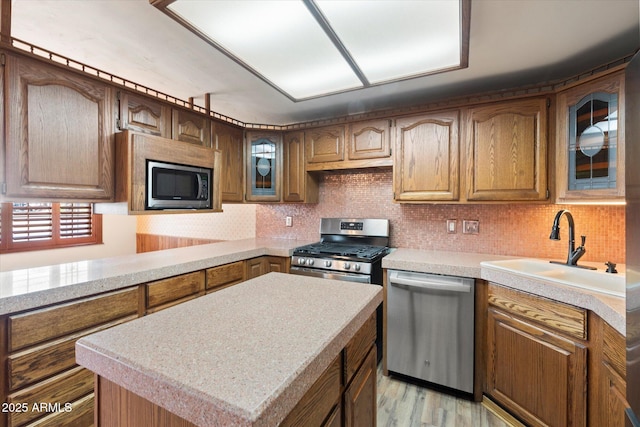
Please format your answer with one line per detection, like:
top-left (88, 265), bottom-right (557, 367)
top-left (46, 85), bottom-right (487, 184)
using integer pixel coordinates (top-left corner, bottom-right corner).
top-left (377, 367), bottom-right (512, 427)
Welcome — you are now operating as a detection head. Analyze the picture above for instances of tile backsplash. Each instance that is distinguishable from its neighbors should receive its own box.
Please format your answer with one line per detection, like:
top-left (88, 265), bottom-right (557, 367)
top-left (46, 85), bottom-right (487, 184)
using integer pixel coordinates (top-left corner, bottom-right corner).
top-left (257, 169), bottom-right (626, 264)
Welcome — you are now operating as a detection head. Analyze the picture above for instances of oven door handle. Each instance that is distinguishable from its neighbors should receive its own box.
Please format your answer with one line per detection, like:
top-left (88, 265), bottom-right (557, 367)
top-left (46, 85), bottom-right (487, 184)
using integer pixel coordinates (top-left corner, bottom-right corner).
top-left (389, 272), bottom-right (471, 293)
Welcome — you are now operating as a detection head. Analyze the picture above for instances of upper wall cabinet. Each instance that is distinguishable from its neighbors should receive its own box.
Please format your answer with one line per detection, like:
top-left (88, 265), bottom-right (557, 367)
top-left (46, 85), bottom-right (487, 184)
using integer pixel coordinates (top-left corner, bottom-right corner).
top-left (306, 125), bottom-right (345, 164)
top-left (462, 97), bottom-right (549, 202)
top-left (118, 91), bottom-right (171, 138)
top-left (283, 131), bottom-right (318, 203)
top-left (172, 108), bottom-right (211, 147)
top-left (305, 122), bottom-right (392, 171)
top-left (3, 52), bottom-right (115, 201)
top-left (212, 120), bottom-right (244, 203)
top-left (555, 70), bottom-right (625, 203)
top-left (245, 131), bottom-right (282, 202)
top-left (349, 119), bottom-right (392, 160)
top-left (393, 111), bottom-right (460, 202)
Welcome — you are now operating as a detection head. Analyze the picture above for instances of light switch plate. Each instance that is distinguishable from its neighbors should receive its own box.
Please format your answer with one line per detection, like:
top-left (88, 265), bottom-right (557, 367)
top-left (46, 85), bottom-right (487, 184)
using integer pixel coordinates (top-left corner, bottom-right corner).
top-left (285, 216), bottom-right (292, 227)
top-left (446, 219), bottom-right (456, 234)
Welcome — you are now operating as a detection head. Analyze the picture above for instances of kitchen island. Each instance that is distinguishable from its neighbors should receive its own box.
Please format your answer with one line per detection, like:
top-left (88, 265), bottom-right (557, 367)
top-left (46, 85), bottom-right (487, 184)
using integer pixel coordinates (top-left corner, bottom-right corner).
top-left (76, 272), bottom-right (382, 427)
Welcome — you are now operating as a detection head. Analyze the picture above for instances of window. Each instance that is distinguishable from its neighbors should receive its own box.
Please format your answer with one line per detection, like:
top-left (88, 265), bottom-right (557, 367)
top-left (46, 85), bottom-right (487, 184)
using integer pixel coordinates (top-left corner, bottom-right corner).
top-left (0, 202), bottom-right (102, 253)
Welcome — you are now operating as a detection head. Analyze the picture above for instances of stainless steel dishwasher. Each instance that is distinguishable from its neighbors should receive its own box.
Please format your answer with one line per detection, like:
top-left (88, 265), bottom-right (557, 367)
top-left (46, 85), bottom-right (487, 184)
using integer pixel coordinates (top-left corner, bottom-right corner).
top-left (386, 270), bottom-right (475, 394)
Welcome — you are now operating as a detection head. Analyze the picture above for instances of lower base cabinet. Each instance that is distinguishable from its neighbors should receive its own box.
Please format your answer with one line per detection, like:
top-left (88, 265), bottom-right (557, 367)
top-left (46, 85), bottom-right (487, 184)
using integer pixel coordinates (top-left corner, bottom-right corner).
top-left (484, 282), bottom-right (626, 427)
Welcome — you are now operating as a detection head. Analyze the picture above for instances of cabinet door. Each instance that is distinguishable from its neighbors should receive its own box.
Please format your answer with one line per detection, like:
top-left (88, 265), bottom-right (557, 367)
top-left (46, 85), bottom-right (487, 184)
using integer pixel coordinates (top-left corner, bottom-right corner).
top-left (205, 261), bottom-right (245, 293)
top-left (348, 119), bottom-right (391, 160)
top-left (118, 91), bottom-right (171, 137)
top-left (4, 53), bottom-right (115, 201)
top-left (245, 257), bottom-right (265, 280)
top-left (344, 347), bottom-right (377, 427)
top-left (245, 131), bottom-right (282, 202)
top-left (145, 271), bottom-right (205, 313)
top-left (486, 308), bottom-right (587, 427)
top-left (212, 121), bottom-right (244, 202)
top-left (283, 131), bottom-right (318, 203)
top-left (306, 125), bottom-right (345, 163)
top-left (556, 71), bottom-right (624, 202)
top-left (393, 110), bottom-right (460, 202)
top-left (463, 98), bottom-right (548, 201)
top-left (172, 108), bottom-right (211, 147)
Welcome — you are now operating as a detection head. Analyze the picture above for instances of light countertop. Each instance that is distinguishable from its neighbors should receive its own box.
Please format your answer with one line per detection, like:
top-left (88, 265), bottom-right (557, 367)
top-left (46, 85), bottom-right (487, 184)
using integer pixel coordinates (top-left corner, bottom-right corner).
top-left (0, 238), bottom-right (312, 315)
top-left (76, 273), bottom-right (382, 427)
top-left (384, 248), bottom-right (626, 335)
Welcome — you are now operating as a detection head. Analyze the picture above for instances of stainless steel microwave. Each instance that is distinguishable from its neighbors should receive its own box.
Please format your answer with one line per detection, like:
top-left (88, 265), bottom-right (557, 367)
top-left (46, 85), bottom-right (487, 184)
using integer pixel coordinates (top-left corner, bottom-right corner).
top-left (146, 160), bottom-right (212, 210)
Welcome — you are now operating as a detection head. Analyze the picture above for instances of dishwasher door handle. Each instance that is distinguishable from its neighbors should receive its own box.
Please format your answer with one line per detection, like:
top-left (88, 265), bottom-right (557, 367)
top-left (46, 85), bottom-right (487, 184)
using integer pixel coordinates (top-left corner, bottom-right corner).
top-left (389, 273), bottom-right (472, 293)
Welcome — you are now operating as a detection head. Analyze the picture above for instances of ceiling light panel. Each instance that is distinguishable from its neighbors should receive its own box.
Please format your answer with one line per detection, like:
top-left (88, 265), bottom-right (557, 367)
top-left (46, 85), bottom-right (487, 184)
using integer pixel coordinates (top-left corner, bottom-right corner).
top-left (167, 0), bottom-right (363, 99)
top-left (315, 0), bottom-right (462, 84)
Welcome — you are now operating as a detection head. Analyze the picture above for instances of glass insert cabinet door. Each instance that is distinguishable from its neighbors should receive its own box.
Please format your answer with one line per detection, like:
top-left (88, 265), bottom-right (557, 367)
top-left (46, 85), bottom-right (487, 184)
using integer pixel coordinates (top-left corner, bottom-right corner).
top-left (568, 92), bottom-right (617, 190)
top-left (556, 71), bottom-right (624, 202)
top-left (245, 131), bottom-right (282, 202)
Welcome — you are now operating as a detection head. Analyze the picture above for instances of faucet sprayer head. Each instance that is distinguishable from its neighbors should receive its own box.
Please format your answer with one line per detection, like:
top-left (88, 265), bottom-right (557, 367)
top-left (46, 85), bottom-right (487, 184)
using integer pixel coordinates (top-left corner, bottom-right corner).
top-left (549, 225), bottom-right (560, 240)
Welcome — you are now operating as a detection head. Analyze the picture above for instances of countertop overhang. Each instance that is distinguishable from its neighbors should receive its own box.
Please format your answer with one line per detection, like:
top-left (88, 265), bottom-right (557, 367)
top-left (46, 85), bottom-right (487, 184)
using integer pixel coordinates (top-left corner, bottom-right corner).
top-left (76, 273), bottom-right (382, 427)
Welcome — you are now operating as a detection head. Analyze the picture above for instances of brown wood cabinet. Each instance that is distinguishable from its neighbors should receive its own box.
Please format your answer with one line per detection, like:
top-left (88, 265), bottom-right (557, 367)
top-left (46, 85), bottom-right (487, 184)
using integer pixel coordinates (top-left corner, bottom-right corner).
top-left (283, 131), bottom-right (319, 203)
top-left (348, 119), bottom-right (392, 161)
top-left (486, 284), bottom-right (587, 427)
top-left (393, 110), bottom-right (461, 202)
top-left (0, 287), bottom-right (142, 427)
top-left (118, 90), bottom-right (171, 137)
top-left (555, 70), bottom-right (625, 203)
top-left (212, 120), bottom-right (244, 203)
top-left (305, 122), bottom-right (392, 171)
top-left (3, 52), bottom-right (115, 201)
top-left (463, 97), bottom-right (549, 201)
top-left (245, 131), bottom-right (282, 202)
top-left (115, 130), bottom-right (222, 214)
top-left (205, 261), bottom-right (245, 293)
top-left (245, 256), bottom-right (289, 279)
top-left (145, 271), bottom-right (206, 313)
top-left (171, 107), bottom-right (211, 147)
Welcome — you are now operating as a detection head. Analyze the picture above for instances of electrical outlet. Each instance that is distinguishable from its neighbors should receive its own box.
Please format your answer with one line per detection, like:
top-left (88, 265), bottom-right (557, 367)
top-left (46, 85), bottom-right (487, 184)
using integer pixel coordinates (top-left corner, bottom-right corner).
top-left (462, 220), bottom-right (479, 234)
top-left (285, 216), bottom-right (292, 227)
top-left (446, 219), bottom-right (456, 234)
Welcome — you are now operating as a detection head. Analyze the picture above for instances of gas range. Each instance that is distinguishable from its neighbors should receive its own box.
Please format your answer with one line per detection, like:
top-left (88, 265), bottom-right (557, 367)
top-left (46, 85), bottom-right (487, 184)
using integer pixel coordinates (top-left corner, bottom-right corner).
top-left (290, 218), bottom-right (390, 284)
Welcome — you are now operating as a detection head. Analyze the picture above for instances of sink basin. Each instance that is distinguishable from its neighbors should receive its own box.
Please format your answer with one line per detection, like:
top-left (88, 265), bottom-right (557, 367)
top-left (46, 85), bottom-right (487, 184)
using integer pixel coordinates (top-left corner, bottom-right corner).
top-left (481, 258), bottom-right (625, 297)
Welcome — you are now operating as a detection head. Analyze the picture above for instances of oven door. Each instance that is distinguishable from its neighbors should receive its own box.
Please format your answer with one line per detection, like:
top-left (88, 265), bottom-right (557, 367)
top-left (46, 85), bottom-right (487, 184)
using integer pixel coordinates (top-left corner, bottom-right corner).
top-left (289, 266), bottom-right (371, 284)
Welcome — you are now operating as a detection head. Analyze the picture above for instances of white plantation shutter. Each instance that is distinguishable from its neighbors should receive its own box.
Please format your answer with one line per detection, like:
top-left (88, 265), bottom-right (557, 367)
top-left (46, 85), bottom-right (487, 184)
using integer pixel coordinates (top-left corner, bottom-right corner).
top-left (0, 202), bottom-right (102, 253)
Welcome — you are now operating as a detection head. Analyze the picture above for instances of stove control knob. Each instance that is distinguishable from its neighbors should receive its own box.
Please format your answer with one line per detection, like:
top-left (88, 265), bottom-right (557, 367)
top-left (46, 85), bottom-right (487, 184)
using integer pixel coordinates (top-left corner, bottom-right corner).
top-left (297, 257), bottom-right (305, 265)
top-left (307, 259), bottom-right (314, 266)
top-left (344, 262), bottom-right (351, 270)
top-left (325, 260), bottom-right (332, 267)
top-left (354, 264), bottom-right (361, 272)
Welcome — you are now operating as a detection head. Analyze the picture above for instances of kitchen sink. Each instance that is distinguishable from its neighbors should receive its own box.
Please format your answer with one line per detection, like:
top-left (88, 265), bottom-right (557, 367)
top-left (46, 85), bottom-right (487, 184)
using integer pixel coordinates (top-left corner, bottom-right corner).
top-left (481, 258), bottom-right (625, 297)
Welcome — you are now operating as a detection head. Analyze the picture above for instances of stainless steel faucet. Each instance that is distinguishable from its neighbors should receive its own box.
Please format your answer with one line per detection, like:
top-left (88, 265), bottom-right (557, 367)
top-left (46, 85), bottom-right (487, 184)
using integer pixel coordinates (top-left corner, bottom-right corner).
top-left (549, 209), bottom-right (595, 269)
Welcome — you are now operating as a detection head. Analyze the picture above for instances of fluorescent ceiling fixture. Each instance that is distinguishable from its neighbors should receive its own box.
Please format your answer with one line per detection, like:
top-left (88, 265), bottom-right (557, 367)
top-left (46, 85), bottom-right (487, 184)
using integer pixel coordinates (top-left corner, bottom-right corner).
top-left (157, 0), bottom-right (469, 101)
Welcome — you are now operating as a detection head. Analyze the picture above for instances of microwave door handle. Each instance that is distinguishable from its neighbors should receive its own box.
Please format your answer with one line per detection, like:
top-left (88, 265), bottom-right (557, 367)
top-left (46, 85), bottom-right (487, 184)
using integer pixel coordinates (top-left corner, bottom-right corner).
top-left (196, 174), bottom-right (203, 199)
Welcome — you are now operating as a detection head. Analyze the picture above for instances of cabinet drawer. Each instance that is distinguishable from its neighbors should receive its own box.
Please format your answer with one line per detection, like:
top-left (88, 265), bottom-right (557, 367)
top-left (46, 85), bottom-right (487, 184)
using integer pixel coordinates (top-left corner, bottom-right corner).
top-left (8, 317), bottom-right (134, 391)
top-left (205, 261), bottom-right (245, 292)
top-left (280, 355), bottom-right (342, 427)
top-left (344, 312), bottom-right (376, 385)
top-left (7, 367), bottom-right (93, 427)
top-left (487, 284), bottom-right (587, 340)
top-left (146, 271), bottom-right (205, 310)
top-left (603, 321), bottom-right (626, 379)
top-left (8, 288), bottom-right (140, 352)
top-left (24, 393), bottom-right (94, 427)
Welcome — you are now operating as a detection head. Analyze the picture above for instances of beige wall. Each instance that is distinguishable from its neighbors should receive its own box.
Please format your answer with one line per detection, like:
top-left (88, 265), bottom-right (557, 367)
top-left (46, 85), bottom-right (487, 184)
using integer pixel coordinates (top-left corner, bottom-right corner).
top-left (136, 204), bottom-right (256, 241)
top-left (0, 214), bottom-right (137, 271)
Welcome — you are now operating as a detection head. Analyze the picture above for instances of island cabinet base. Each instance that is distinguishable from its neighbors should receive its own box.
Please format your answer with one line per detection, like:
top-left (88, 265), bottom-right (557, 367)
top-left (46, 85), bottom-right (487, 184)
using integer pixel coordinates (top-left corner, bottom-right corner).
top-left (93, 311), bottom-right (377, 427)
